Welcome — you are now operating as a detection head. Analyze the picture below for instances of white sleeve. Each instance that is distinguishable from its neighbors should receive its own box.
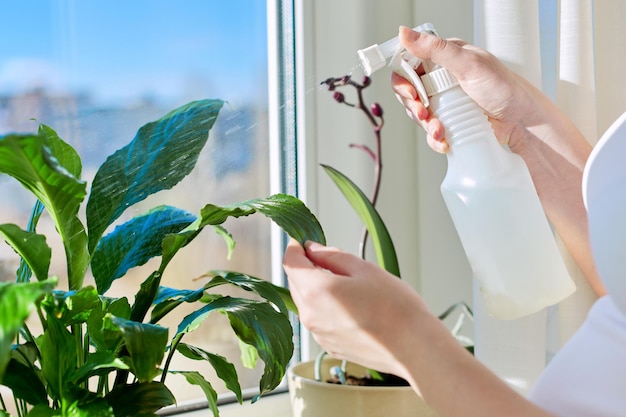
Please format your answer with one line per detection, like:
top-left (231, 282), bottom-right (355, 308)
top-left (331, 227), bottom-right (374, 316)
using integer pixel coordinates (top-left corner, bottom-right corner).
top-left (528, 296), bottom-right (626, 417)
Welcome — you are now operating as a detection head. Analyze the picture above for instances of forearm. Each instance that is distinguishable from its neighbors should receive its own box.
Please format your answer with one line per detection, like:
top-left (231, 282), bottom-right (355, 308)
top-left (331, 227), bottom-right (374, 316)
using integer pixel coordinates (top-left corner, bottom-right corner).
top-left (396, 309), bottom-right (556, 417)
top-left (508, 83), bottom-right (604, 296)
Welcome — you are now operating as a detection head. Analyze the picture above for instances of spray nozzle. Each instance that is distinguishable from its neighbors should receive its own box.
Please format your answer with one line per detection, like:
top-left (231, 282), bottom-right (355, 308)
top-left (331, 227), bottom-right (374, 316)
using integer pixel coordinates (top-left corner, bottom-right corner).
top-left (357, 23), bottom-right (457, 108)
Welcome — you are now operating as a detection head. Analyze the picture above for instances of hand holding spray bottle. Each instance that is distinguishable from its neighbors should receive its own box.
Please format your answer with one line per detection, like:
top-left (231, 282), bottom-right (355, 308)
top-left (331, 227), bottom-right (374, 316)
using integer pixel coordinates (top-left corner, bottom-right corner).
top-left (358, 23), bottom-right (575, 319)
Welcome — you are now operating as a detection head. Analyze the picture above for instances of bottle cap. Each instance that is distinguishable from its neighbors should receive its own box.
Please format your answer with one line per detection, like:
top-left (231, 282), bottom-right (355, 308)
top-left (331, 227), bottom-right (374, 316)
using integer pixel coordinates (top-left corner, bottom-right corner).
top-left (421, 67), bottom-right (459, 97)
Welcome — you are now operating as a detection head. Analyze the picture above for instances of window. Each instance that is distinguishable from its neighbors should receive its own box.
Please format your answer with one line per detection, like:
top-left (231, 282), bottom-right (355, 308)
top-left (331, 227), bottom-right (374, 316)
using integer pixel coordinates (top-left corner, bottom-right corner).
top-left (0, 0), bottom-right (289, 412)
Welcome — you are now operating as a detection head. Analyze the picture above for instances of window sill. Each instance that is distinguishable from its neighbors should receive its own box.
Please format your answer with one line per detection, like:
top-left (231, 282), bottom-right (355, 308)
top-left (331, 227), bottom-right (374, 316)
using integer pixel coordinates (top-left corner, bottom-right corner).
top-left (181, 393), bottom-right (292, 417)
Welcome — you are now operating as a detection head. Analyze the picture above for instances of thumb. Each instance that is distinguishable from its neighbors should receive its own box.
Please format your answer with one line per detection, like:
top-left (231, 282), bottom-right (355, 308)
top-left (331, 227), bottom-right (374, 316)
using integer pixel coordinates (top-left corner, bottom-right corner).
top-left (304, 241), bottom-right (366, 277)
top-left (399, 26), bottom-right (467, 75)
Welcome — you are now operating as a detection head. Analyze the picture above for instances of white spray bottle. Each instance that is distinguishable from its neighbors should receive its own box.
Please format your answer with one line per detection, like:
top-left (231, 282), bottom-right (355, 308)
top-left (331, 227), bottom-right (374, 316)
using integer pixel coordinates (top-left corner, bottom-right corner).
top-left (358, 23), bottom-right (575, 319)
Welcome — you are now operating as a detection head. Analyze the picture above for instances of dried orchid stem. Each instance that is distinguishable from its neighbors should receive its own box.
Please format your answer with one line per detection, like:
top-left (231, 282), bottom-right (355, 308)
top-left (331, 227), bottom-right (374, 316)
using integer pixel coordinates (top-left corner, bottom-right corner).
top-left (322, 75), bottom-right (385, 259)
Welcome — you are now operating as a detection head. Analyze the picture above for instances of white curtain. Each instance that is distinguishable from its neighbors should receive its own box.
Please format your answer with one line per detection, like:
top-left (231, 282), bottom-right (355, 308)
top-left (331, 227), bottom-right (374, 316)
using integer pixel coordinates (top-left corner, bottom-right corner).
top-left (472, 0), bottom-right (626, 394)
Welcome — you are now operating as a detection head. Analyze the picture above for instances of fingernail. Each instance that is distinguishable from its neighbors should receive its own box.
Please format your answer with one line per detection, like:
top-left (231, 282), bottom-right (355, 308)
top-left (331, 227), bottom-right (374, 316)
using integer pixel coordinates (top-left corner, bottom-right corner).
top-left (400, 26), bottom-right (419, 42)
top-left (397, 86), bottom-right (414, 100)
top-left (304, 240), bottom-right (324, 251)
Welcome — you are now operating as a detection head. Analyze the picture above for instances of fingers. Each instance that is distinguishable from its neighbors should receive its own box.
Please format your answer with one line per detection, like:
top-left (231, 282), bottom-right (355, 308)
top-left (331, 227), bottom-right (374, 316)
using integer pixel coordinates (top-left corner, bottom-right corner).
top-left (283, 239), bottom-right (331, 288)
top-left (427, 131), bottom-right (449, 153)
top-left (391, 73), bottom-right (449, 153)
top-left (391, 73), bottom-right (428, 120)
top-left (391, 28), bottom-right (458, 154)
top-left (303, 241), bottom-right (365, 277)
top-left (283, 239), bottom-right (356, 276)
top-left (283, 239), bottom-right (328, 313)
top-left (283, 238), bottom-right (314, 270)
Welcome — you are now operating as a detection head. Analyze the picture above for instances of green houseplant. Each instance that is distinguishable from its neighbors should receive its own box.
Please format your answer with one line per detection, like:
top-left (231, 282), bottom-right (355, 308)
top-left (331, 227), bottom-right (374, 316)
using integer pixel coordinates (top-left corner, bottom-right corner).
top-left (0, 99), bottom-right (326, 417)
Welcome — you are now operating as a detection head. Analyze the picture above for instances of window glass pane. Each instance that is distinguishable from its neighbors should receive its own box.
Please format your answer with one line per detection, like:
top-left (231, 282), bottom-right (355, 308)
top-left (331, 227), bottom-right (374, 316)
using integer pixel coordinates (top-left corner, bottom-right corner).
top-left (0, 0), bottom-right (271, 408)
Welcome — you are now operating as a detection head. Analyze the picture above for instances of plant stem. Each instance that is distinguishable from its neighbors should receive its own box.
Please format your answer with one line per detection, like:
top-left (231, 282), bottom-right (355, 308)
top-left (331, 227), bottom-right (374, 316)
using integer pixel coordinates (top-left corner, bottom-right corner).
top-left (19, 323), bottom-right (35, 345)
top-left (73, 324), bottom-right (84, 370)
top-left (161, 333), bottom-right (185, 383)
top-left (323, 75), bottom-right (385, 260)
top-left (13, 397), bottom-right (25, 417)
top-left (358, 122), bottom-right (383, 259)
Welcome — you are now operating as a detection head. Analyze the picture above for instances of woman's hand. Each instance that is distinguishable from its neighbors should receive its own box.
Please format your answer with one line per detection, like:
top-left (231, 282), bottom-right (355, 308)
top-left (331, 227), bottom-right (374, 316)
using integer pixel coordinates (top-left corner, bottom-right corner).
top-left (283, 238), bottom-right (428, 379)
top-left (391, 26), bottom-right (604, 296)
top-left (391, 26), bottom-right (540, 154)
top-left (283, 239), bottom-right (557, 416)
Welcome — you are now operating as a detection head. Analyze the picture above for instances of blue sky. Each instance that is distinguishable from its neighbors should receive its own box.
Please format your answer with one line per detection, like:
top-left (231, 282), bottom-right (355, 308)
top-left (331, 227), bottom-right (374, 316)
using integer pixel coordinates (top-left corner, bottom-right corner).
top-left (0, 1), bottom-right (268, 106)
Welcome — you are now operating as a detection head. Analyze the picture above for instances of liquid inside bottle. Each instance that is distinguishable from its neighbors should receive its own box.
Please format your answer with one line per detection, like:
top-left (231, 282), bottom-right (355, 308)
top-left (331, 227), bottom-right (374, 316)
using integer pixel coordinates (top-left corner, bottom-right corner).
top-left (434, 86), bottom-right (576, 319)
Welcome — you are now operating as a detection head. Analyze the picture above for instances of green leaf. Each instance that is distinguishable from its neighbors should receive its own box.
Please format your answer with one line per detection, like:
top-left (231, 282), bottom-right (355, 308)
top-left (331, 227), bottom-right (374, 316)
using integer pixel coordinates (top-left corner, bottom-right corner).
top-left (154, 193), bottom-right (323, 304)
top-left (176, 297), bottom-right (293, 400)
top-left (105, 382), bottom-right (175, 417)
top-left (2, 357), bottom-right (47, 405)
top-left (11, 341), bottom-right (39, 368)
top-left (150, 286), bottom-right (208, 324)
top-left (222, 300), bottom-right (293, 401)
top-left (86, 99), bottom-right (224, 253)
top-left (273, 285), bottom-right (298, 313)
top-left (87, 297), bottom-right (131, 352)
top-left (91, 206), bottom-right (196, 294)
top-left (38, 312), bottom-right (77, 400)
top-left (176, 343), bottom-right (242, 403)
top-left (0, 223), bottom-right (51, 281)
top-left (69, 351), bottom-right (130, 385)
top-left (44, 286), bottom-right (100, 326)
top-left (160, 229), bottom-right (203, 270)
top-left (38, 124), bottom-right (82, 178)
top-left (170, 371), bottom-right (220, 417)
top-left (205, 271), bottom-right (291, 315)
top-left (64, 398), bottom-right (115, 417)
top-left (322, 164), bottom-right (400, 277)
top-left (129, 271), bottom-right (162, 323)
top-left (0, 134), bottom-right (89, 289)
top-left (199, 193), bottom-right (326, 246)
top-left (158, 193), bottom-right (325, 275)
top-left (238, 339), bottom-right (259, 369)
top-left (212, 224), bottom-right (236, 259)
top-left (0, 279), bottom-right (57, 382)
top-left (16, 200), bottom-right (46, 283)
top-left (26, 405), bottom-right (60, 417)
top-left (109, 316), bottom-right (168, 382)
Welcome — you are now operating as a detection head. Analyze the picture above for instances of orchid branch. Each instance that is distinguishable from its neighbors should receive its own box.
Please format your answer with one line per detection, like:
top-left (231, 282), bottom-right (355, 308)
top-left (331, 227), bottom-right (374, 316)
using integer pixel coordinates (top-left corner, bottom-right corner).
top-left (321, 75), bottom-right (385, 259)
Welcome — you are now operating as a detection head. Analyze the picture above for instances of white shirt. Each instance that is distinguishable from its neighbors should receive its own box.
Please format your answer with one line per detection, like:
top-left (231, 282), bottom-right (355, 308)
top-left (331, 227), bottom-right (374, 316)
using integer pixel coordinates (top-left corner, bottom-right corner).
top-left (529, 296), bottom-right (626, 416)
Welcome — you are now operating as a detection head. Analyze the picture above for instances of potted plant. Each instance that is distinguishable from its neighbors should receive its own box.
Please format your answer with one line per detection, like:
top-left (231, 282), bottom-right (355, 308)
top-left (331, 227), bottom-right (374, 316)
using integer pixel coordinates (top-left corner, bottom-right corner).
top-left (0, 99), bottom-right (326, 417)
top-left (286, 75), bottom-right (474, 417)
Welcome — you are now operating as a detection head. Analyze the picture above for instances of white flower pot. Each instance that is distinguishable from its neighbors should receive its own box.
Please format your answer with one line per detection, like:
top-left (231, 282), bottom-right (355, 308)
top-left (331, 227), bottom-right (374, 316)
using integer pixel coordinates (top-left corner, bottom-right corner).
top-left (287, 357), bottom-right (439, 417)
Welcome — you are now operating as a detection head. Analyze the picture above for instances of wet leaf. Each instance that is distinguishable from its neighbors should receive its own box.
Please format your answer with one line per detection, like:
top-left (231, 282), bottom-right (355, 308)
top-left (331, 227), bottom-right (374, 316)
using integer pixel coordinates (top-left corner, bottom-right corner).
top-left (0, 223), bottom-right (51, 281)
top-left (176, 296), bottom-right (293, 401)
top-left (0, 133), bottom-right (88, 289)
top-left (86, 99), bottom-right (224, 253)
top-left (91, 206), bottom-right (196, 294)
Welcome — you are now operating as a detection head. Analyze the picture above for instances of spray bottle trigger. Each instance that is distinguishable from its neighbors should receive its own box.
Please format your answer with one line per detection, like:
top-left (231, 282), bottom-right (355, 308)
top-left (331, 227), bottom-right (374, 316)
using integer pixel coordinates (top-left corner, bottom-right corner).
top-left (388, 50), bottom-right (429, 108)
